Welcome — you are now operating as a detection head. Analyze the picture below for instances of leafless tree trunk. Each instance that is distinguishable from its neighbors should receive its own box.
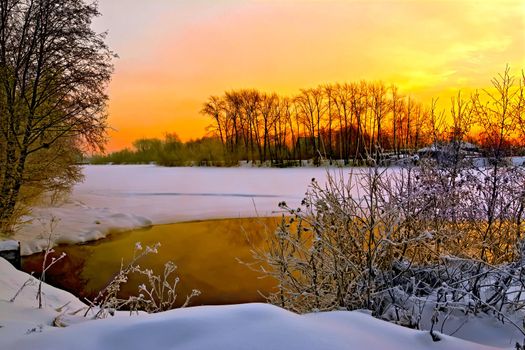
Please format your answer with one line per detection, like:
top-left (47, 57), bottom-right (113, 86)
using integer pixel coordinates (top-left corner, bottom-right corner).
top-left (0, 0), bottom-right (114, 231)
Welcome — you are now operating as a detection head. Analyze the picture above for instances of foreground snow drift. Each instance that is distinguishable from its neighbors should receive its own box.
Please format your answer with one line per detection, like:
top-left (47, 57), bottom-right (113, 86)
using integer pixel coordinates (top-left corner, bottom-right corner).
top-left (0, 257), bottom-right (87, 349)
top-left (10, 304), bottom-right (497, 350)
top-left (0, 258), bottom-right (499, 350)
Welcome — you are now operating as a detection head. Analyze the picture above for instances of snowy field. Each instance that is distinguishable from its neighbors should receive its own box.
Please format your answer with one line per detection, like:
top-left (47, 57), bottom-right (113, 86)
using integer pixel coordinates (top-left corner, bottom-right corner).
top-left (16, 165), bottom-right (343, 255)
top-left (0, 257), bottom-right (499, 350)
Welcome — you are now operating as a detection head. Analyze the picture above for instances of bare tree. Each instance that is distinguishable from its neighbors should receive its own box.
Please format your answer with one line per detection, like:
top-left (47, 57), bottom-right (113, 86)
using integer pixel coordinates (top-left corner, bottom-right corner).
top-left (199, 80), bottom-right (488, 166)
top-left (368, 82), bottom-right (390, 160)
top-left (0, 0), bottom-right (114, 232)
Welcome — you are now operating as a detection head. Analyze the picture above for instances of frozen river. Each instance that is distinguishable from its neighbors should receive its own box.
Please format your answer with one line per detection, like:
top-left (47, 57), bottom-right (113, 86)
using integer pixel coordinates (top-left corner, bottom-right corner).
top-left (16, 165), bottom-right (357, 254)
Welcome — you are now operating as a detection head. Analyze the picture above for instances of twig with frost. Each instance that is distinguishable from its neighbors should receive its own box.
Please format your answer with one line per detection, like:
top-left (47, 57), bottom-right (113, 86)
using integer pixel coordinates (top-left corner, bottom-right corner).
top-left (37, 218), bottom-right (66, 309)
top-left (10, 275), bottom-right (36, 303)
top-left (86, 242), bottom-right (199, 318)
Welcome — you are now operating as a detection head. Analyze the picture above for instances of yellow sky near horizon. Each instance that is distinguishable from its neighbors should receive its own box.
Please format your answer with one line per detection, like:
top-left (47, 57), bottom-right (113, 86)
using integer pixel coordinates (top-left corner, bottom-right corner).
top-left (94, 0), bottom-right (525, 151)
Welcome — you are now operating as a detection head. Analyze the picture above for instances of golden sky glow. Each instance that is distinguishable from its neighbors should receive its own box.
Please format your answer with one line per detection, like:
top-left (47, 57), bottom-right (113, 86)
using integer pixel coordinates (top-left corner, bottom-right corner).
top-left (93, 0), bottom-right (525, 151)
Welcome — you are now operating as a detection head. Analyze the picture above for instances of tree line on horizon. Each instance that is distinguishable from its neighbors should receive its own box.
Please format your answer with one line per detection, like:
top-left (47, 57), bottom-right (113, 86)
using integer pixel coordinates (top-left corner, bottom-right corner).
top-left (94, 73), bottom-right (525, 166)
top-left (202, 79), bottom-right (525, 163)
top-left (202, 82), bottom-right (431, 164)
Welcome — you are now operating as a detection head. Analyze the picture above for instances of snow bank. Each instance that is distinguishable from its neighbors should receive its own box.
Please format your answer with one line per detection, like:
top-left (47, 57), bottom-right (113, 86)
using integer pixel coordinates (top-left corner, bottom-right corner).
top-left (512, 156), bottom-right (525, 166)
top-left (14, 165), bottom-right (351, 255)
top-left (0, 257), bottom-right (88, 349)
top-left (11, 305), bottom-right (499, 350)
top-left (0, 258), bottom-right (506, 349)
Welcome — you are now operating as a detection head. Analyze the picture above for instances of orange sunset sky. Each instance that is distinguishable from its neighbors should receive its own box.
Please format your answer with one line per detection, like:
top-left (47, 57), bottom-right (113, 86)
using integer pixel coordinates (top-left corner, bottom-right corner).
top-left (93, 0), bottom-right (525, 152)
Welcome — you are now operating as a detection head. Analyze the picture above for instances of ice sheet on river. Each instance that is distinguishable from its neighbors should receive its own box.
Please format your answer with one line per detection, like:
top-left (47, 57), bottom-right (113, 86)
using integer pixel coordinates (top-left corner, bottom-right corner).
top-left (14, 165), bottom-right (347, 255)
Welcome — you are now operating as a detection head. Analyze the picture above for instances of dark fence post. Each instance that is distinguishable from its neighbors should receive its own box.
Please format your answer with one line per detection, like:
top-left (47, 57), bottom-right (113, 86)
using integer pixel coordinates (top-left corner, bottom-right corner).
top-left (0, 240), bottom-right (21, 269)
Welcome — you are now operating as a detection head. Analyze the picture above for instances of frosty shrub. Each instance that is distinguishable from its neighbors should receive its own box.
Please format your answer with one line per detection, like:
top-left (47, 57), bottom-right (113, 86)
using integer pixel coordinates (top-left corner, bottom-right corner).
top-left (36, 235), bottom-right (66, 309)
top-left (254, 69), bottom-right (525, 340)
top-left (254, 167), bottom-right (432, 315)
top-left (86, 242), bottom-right (200, 318)
top-left (255, 163), bottom-right (525, 337)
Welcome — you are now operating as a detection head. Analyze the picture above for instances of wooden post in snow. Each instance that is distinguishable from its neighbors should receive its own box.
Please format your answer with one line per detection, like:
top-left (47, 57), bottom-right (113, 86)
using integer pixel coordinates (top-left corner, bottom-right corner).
top-left (0, 240), bottom-right (21, 269)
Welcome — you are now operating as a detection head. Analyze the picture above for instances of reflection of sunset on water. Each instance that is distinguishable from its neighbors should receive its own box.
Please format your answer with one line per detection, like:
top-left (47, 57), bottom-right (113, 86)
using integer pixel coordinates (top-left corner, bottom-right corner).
top-left (23, 218), bottom-right (280, 306)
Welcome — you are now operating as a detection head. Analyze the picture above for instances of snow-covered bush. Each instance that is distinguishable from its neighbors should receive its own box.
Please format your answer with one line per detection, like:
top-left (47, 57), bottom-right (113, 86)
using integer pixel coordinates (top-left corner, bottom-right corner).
top-left (255, 161), bottom-right (525, 340)
top-left (254, 167), bottom-right (415, 314)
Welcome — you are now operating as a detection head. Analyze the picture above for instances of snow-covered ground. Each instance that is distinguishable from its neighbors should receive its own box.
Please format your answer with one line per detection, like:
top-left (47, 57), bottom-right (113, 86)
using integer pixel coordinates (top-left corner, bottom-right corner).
top-left (0, 257), bottom-right (500, 350)
top-left (15, 165), bottom-right (343, 255)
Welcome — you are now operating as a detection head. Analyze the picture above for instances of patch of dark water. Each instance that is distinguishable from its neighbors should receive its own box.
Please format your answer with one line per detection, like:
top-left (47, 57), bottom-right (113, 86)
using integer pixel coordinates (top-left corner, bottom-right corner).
top-left (22, 217), bottom-right (280, 307)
